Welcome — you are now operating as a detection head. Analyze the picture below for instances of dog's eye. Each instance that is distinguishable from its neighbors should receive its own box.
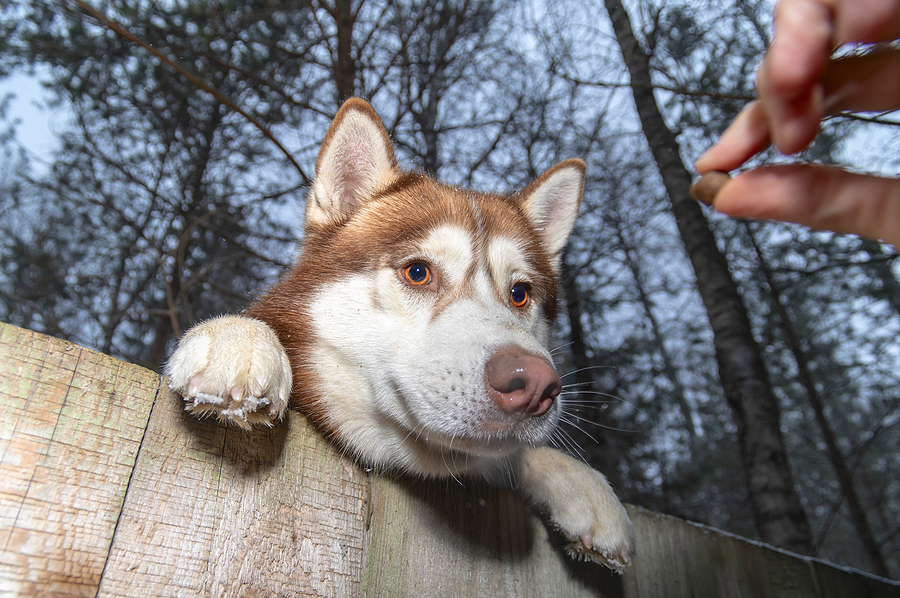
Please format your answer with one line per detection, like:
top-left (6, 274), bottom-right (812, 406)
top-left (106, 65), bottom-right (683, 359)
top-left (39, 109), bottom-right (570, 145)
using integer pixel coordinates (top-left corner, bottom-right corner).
top-left (403, 262), bottom-right (432, 286)
top-left (510, 283), bottom-right (529, 308)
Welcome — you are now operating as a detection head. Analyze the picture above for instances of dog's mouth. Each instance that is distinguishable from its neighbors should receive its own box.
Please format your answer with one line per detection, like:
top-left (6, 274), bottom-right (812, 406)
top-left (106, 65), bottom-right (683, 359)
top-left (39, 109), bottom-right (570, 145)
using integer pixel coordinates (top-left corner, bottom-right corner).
top-left (475, 408), bottom-right (556, 436)
top-left (414, 429), bottom-right (530, 459)
top-left (407, 404), bottom-right (559, 457)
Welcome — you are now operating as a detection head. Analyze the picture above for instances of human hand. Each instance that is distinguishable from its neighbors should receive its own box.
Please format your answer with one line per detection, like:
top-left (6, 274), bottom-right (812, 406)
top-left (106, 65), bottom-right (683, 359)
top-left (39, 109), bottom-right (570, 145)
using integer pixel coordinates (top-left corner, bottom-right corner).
top-left (694, 0), bottom-right (900, 247)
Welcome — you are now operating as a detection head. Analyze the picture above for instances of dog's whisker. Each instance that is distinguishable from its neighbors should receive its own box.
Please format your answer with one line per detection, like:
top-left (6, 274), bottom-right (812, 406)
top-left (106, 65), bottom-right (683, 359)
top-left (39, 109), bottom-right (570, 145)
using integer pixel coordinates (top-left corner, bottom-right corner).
top-left (560, 398), bottom-right (617, 407)
top-left (560, 391), bottom-right (646, 415)
top-left (548, 428), bottom-right (573, 455)
top-left (549, 435), bottom-right (575, 460)
top-left (552, 425), bottom-right (582, 455)
top-left (441, 437), bottom-right (465, 487)
top-left (560, 389), bottom-right (621, 397)
top-left (549, 341), bottom-right (575, 356)
top-left (559, 365), bottom-right (616, 379)
top-left (550, 426), bottom-right (590, 465)
top-left (560, 381), bottom-right (597, 389)
top-left (558, 414), bottom-right (601, 447)
top-left (560, 414), bottom-right (640, 435)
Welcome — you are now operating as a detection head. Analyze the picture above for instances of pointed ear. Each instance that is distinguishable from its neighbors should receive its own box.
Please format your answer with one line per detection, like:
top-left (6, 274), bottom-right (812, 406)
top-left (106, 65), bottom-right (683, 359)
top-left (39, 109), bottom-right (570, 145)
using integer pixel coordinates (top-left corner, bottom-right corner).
top-left (306, 98), bottom-right (397, 226)
top-left (517, 159), bottom-right (584, 260)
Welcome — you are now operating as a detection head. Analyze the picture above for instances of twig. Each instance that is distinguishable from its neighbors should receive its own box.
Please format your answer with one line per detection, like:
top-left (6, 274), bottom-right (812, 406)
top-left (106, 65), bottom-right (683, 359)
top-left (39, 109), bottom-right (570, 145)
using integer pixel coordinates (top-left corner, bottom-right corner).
top-left (560, 72), bottom-right (755, 102)
top-left (64, 0), bottom-right (311, 184)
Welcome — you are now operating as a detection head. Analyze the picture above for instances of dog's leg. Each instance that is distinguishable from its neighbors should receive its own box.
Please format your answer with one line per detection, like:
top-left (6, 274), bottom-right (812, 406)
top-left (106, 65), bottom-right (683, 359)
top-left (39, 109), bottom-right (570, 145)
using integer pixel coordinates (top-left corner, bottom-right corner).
top-left (165, 315), bottom-right (291, 428)
top-left (517, 446), bottom-right (635, 573)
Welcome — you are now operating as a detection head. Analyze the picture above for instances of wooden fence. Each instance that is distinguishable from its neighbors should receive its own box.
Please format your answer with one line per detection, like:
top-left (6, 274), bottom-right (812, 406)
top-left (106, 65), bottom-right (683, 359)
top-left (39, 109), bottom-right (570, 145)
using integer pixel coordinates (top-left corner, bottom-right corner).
top-left (1, 321), bottom-right (898, 597)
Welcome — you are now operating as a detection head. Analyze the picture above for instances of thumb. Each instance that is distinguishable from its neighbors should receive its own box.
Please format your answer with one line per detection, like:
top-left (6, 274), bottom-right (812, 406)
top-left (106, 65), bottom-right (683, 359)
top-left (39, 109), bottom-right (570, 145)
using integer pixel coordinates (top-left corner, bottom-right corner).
top-left (711, 164), bottom-right (900, 248)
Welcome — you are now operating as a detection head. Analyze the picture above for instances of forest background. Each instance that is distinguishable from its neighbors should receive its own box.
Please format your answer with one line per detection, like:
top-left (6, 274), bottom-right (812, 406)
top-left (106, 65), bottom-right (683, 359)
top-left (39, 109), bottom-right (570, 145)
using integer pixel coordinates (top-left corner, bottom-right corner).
top-left (2, 0), bottom-right (899, 579)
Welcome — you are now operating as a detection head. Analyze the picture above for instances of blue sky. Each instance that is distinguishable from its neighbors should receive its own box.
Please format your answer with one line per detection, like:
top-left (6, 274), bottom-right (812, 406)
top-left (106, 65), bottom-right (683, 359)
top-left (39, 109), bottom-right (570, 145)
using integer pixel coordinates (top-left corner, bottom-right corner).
top-left (1, 70), bottom-right (64, 167)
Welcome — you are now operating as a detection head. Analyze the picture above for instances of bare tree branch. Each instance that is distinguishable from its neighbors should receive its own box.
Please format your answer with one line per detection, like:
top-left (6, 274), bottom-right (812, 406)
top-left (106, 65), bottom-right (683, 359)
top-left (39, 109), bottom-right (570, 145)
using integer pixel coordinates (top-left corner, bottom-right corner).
top-left (64, 0), bottom-right (311, 184)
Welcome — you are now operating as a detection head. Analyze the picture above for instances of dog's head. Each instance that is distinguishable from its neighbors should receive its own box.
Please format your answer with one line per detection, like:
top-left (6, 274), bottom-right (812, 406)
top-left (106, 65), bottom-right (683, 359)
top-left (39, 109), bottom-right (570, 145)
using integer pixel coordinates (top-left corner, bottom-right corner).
top-left (296, 99), bottom-right (583, 476)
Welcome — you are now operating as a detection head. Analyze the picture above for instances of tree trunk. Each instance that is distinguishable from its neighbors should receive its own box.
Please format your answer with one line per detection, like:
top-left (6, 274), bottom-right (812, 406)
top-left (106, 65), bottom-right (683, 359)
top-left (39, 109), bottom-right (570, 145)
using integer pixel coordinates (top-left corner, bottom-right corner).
top-left (602, 0), bottom-right (813, 554)
top-left (332, 0), bottom-right (357, 101)
top-left (746, 226), bottom-right (889, 576)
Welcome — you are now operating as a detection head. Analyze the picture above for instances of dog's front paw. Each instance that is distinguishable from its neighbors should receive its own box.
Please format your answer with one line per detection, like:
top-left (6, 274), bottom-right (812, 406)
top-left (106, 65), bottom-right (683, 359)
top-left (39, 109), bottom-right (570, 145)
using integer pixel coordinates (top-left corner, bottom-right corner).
top-left (518, 447), bottom-right (635, 573)
top-left (165, 315), bottom-right (292, 428)
top-left (552, 468), bottom-right (634, 573)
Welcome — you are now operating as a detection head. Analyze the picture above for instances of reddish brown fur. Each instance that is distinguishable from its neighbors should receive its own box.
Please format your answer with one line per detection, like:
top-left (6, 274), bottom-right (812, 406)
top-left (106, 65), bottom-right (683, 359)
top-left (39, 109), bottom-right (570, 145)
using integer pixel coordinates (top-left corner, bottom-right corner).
top-left (245, 170), bottom-right (562, 443)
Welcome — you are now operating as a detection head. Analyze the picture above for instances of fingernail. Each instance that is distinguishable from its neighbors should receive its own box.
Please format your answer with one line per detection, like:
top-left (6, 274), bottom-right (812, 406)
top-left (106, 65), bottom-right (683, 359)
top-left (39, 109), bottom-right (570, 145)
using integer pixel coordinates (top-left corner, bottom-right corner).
top-left (694, 147), bottom-right (714, 171)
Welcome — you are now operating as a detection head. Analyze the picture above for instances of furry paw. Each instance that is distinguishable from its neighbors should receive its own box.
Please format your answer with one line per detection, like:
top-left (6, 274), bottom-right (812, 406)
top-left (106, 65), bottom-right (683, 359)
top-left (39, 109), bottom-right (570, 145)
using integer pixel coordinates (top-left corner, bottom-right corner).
top-left (518, 447), bottom-right (635, 573)
top-left (555, 473), bottom-right (635, 573)
top-left (165, 315), bottom-right (292, 428)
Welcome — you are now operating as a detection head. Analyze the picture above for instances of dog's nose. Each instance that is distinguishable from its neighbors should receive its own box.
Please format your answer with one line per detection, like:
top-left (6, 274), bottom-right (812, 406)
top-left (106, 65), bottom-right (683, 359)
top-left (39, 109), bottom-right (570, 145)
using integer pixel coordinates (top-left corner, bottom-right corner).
top-left (485, 347), bottom-right (561, 416)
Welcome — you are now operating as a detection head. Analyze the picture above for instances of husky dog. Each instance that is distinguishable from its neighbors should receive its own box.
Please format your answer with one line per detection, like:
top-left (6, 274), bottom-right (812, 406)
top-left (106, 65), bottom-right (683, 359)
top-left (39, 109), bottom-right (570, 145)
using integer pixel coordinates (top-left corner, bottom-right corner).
top-left (165, 98), bottom-right (634, 572)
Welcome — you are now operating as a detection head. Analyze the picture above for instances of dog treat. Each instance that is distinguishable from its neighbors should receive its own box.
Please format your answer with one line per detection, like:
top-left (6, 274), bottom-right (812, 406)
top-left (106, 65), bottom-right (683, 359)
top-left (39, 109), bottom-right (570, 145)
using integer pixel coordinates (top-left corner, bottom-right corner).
top-left (690, 171), bottom-right (731, 206)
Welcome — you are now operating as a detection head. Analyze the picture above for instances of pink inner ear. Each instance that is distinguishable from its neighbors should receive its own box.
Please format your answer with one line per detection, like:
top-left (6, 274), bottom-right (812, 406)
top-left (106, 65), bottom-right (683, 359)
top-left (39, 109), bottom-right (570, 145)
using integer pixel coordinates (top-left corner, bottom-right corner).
top-left (340, 189), bottom-right (359, 214)
top-left (522, 167), bottom-right (582, 257)
top-left (329, 130), bottom-right (391, 215)
top-left (308, 100), bottom-right (396, 226)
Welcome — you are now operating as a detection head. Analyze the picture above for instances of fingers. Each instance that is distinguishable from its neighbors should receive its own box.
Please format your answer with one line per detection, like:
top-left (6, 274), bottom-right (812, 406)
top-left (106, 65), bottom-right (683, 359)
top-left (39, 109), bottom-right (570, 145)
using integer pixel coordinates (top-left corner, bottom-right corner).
top-left (758, 0), bottom-right (834, 154)
top-left (709, 164), bottom-right (900, 247)
top-left (694, 1), bottom-right (900, 247)
top-left (820, 47), bottom-right (900, 113)
top-left (832, 0), bottom-right (900, 42)
top-left (754, 0), bottom-right (900, 155)
top-left (694, 102), bottom-right (770, 174)
top-left (696, 47), bottom-right (900, 174)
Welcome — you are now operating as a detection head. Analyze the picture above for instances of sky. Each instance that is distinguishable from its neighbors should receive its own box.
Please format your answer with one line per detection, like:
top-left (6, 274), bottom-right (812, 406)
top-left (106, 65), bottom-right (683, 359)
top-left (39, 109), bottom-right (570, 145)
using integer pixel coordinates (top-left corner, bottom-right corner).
top-left (0, 70), bottom-right (65, 168)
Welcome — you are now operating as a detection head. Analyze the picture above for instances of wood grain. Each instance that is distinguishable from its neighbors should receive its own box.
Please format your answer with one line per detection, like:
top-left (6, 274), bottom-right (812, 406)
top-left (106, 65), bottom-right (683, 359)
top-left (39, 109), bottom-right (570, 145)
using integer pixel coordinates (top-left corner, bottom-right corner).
top-left (360, 472), bottom-right (628, 597)
top-left (0, 323), bottom-right (157, 597)
top-left (1, 321), bottom-right (898, 597)
top-left (96, 387), bottom-right (367, 598)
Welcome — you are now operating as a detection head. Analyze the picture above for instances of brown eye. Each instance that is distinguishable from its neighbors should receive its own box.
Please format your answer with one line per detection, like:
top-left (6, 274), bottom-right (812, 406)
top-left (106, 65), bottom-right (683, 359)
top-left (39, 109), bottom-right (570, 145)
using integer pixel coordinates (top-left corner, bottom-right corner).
top-left (403, 262), bottom-right (432, 286)
top-left (510, 283), bottom-right (529, 308)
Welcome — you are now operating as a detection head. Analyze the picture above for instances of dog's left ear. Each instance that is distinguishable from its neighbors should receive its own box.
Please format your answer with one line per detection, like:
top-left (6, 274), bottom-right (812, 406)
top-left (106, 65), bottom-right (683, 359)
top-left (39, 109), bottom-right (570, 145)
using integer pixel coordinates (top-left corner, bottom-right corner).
top-left (307, 98), bottom-right (397, 227)
top-left (517, 159), bottom-right (584, 260)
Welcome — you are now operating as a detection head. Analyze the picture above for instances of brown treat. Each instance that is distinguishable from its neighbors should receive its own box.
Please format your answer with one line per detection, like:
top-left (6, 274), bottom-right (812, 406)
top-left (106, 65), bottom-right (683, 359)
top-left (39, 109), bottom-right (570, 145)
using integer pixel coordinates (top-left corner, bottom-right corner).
top-left (690, 171), bottom-right (732, 206)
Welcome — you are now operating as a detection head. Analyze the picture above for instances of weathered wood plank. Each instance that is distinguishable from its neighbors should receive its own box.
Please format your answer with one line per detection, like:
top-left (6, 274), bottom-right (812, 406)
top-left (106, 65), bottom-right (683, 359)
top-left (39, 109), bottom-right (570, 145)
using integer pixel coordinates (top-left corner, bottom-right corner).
top-left (1, 322), bottom-right (899, 597)
top-left (620, 506), bottom-right (900, 598)
top-left (361, 474), bottom-right (623, 597)
top-left (93, 387), bottom-right (229, 597)
top-left (205, 416), bottom-right (367, 597)
top-left (96, 386), bottom-right (368, 598)
top-left (0, 322), bottom-right (157, 597)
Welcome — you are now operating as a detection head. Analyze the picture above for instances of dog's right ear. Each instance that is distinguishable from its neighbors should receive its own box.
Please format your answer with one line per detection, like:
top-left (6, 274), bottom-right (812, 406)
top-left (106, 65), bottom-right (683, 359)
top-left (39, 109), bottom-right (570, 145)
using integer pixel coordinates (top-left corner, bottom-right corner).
top-left (306, 98), bottom-right (397, 227)
top-left (516, 158), bottom-right (584, 264)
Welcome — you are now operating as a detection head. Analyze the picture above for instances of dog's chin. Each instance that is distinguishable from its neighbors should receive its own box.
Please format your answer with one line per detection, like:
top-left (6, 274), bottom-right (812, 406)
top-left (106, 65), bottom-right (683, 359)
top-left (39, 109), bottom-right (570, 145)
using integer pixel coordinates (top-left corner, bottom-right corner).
top-left (415, 433), bottom-right (523, 461)
top-left (410, 418), bottom-right (555, 460)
